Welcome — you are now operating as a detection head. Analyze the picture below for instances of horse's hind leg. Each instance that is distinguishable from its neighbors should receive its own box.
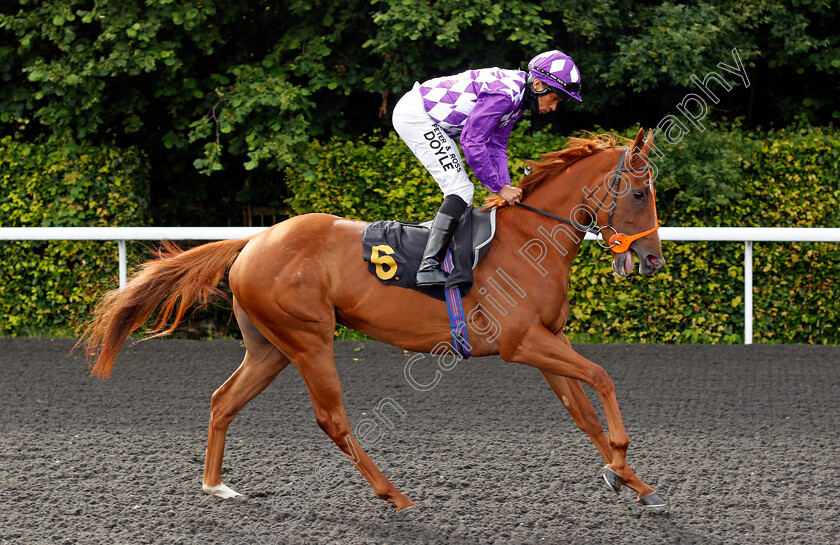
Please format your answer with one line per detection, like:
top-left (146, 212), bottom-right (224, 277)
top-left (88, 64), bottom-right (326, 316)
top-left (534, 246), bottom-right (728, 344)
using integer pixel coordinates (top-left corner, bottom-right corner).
top-left (291, 341), bottom-right (416, 511)
top-left (202, 300), bottom-right (291, 498)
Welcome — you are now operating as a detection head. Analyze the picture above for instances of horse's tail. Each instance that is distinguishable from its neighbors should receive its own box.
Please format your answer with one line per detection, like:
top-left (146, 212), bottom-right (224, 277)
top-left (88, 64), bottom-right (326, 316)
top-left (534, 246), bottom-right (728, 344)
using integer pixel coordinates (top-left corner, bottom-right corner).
top-left (79, 238), bottom-right (250, 379)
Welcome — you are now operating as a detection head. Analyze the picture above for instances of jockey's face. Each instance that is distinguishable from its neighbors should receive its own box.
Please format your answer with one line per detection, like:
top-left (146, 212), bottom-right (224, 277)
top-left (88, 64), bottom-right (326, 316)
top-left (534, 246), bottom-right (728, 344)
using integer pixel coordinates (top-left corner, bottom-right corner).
top-left (532, 80), bottom-right (565, 114)
top-left (537, 91), bottom-right (563, 114)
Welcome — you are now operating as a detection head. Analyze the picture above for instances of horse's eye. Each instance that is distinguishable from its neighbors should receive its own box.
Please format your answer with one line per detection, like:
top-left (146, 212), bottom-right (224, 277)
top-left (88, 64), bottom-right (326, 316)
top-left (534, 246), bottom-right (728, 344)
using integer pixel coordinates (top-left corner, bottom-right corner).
top-left (632, 190), bottom-right (646, 201)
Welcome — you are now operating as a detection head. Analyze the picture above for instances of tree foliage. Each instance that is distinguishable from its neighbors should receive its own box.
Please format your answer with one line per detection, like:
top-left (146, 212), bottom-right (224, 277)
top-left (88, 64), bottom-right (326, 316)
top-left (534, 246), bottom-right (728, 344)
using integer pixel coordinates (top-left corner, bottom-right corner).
top-left (1, 0), bottom-right (838, 341)
top-left (1, 0), bottom-right (838, 224)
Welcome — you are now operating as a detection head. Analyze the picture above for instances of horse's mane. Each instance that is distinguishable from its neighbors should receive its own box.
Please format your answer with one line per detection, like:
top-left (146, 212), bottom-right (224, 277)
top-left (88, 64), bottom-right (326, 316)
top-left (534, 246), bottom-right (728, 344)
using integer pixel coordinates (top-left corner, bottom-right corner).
top-left (483, 133), bottom-right (631, 209)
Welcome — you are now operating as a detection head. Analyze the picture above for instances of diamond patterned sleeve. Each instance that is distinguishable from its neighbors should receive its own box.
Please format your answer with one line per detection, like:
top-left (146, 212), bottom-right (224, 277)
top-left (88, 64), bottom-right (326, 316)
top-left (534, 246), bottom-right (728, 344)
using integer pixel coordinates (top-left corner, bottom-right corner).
top-left (460, 92), bottom-right (512, 194)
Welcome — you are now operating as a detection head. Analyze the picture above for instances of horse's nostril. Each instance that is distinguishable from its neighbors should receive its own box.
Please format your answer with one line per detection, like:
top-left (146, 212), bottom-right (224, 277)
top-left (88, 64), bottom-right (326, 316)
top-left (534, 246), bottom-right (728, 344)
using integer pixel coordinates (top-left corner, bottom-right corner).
top-left (647, 255), bottom-right (662, 268)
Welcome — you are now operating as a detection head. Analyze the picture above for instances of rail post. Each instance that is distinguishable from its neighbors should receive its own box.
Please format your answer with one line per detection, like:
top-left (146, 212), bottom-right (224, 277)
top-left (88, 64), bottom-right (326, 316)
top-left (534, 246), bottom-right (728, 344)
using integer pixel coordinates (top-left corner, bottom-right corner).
top-left (744, 241), bottom-right (753, 344)
top-left (118, 240), bottom-right (127, 290)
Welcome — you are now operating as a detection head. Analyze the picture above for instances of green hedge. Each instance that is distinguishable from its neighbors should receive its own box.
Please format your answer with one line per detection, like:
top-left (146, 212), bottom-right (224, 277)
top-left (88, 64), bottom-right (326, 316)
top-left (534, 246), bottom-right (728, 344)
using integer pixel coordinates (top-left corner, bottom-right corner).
top-left (0, 138), bottom-right (149, 335)
top-left (3, 124), bottom-right (836, 343)
top-left (285, 120), bottom-right (565, 220)
top-left (286, 123), bottom-right (840, 344)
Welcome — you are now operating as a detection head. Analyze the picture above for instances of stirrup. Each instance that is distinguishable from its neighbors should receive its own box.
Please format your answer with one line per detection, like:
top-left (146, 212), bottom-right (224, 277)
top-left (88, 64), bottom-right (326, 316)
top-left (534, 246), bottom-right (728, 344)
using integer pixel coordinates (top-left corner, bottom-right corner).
top-left (416, 267), bottom-right (448, 287)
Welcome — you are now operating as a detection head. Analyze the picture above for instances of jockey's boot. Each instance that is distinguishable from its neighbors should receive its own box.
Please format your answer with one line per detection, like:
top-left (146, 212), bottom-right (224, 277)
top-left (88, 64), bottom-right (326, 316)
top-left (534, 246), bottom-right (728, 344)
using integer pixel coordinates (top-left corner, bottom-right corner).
top-left (416, 195), bottom-right (467, 287)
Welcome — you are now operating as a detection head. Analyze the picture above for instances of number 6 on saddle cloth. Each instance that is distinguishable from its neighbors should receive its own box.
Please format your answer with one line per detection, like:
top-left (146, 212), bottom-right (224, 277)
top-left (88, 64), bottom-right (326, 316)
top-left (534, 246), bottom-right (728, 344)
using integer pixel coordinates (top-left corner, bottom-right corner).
top-left (361, 207), bottom-right (497, 358)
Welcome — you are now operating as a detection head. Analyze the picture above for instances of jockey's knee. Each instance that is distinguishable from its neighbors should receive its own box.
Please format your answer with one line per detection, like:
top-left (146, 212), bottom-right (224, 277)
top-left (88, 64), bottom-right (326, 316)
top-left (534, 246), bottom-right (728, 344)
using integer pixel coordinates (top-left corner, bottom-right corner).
top-left (441, 187), bottom-right (472, 207)
top-left (439, 193), bottom-right (469, 216)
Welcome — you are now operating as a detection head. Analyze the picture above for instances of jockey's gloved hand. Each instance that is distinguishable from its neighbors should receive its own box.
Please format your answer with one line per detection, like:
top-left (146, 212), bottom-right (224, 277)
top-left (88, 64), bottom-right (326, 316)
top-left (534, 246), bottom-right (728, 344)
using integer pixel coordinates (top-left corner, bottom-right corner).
top-left (497, 184), bottom-right (522, 206)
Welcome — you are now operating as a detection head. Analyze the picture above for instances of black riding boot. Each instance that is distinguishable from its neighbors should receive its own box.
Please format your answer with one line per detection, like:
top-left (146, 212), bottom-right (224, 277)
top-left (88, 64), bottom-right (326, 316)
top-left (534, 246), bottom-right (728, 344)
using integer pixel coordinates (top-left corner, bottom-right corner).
top-left (416, 195), bottom-right (467, 287)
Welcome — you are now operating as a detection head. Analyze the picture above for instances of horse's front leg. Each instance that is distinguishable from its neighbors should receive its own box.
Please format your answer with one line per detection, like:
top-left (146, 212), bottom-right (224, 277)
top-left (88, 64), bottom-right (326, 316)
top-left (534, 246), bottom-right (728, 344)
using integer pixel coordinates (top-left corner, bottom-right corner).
top-left (507, 325), bottom-right (665, 507)
top-left (540, 371), bottom-right (662, 503)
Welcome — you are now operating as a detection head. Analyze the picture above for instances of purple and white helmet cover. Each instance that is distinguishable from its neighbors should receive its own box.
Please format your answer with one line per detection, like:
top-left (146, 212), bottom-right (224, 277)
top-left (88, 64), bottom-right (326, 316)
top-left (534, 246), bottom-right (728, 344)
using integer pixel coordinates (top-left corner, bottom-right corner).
top-left (528, 50), bottom-right (582, 102)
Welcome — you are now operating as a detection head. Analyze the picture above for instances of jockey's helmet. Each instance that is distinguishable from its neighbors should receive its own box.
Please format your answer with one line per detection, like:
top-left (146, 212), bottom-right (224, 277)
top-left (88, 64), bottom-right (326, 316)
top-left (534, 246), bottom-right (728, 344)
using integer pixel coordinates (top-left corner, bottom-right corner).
top-left (527, 50), bottom-right (582, 102)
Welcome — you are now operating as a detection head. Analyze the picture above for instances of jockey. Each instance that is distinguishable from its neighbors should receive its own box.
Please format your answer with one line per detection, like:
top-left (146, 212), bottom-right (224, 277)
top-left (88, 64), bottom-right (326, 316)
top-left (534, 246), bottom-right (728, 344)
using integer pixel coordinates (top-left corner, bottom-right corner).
top-left (392, 50), bottom-right (583, 287)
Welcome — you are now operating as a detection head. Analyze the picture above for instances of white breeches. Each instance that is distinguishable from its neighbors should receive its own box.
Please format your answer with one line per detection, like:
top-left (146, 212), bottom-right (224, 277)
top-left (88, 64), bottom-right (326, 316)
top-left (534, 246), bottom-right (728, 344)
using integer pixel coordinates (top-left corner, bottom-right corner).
top-left (392, 83), bottom-right (474, 204)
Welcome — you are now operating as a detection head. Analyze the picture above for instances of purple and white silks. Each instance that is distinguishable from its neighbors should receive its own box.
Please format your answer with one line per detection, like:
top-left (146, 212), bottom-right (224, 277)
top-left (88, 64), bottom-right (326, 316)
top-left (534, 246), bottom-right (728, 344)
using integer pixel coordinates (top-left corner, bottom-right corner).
top-left (419, 68), bottom-right (527, 193)
top-left (400, 68), bottom-right (526, 195)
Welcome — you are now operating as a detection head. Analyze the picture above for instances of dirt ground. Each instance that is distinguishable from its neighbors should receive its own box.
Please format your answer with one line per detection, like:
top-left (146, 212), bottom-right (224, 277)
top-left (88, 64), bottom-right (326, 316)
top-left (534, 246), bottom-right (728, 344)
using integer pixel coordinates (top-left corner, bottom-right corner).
top-left (1, 338), bottom-right (838, 545)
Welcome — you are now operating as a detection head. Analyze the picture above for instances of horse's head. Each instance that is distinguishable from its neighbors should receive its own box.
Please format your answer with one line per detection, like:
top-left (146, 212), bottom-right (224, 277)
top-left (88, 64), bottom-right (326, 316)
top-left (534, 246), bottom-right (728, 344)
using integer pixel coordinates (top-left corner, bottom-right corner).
top-left (486, 130), bottom-right (666, 277)
top-left (596, 129), bottom-right (665, 277)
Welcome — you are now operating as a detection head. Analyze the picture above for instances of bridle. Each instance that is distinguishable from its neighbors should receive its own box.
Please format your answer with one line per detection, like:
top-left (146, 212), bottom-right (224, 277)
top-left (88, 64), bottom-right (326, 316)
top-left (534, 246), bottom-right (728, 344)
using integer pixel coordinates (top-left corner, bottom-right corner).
top-left (515, 146), bottom-right (659, 254)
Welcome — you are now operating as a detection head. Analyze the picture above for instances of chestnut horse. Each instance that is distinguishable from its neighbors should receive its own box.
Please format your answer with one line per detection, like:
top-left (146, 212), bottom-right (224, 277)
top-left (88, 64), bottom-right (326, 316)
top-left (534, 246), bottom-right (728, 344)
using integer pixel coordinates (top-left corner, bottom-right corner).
top-left (81, 129), bottom-right (667, 512)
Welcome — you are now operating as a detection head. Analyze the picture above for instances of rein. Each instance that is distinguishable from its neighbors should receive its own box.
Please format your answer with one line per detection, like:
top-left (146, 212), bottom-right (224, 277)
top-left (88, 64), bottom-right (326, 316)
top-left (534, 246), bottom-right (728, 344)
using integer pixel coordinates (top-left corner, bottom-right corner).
top-left (515, 201), bottom-right (599, 234)
top-left (515, 146), bottom-right (659, 254)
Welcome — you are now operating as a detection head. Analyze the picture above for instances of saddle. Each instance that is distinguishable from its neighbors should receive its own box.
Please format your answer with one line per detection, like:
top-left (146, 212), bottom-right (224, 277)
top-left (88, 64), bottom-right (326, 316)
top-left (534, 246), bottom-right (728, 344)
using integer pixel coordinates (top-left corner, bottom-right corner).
top-left (361, 207), bottom-right (497, 301)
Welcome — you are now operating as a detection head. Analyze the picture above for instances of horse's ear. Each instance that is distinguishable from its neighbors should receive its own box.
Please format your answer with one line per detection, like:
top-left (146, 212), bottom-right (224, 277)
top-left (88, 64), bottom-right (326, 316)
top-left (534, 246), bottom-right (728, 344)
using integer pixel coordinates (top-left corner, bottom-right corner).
top-left (630, 128), bottom-right (645, 155)
top-left (640, 129), bottom-right (655, 157)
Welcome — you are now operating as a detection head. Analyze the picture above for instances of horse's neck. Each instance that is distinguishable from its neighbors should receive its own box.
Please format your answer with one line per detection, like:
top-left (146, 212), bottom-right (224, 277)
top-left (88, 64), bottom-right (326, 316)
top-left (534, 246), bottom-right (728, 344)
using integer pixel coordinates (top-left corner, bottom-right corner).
top-left (479, 167), bottom-right (601, 330)
top-left (514, 166), bottom-right (593, 253)
top-left (491, 171), bottom-right (589, 282)
top-left (495, 160), bottom-right (615, 275)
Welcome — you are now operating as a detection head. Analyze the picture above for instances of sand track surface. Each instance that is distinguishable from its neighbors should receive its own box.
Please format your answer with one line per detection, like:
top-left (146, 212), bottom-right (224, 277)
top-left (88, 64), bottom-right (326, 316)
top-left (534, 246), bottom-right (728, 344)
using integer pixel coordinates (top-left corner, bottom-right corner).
top-left (1, 338), bottom-right (838, 544)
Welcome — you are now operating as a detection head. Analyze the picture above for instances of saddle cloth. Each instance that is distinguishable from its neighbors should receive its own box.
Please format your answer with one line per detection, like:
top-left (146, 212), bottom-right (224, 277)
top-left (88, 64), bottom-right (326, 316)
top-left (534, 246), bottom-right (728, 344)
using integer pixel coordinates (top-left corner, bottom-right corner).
top-left (361, 207), bottom-right (496, 301)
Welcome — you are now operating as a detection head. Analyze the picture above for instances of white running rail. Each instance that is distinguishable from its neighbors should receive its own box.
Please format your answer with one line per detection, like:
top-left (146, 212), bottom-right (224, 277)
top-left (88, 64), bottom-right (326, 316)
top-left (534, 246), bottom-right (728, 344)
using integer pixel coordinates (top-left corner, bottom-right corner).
top-left (2, 226), bottom-right (840, 344)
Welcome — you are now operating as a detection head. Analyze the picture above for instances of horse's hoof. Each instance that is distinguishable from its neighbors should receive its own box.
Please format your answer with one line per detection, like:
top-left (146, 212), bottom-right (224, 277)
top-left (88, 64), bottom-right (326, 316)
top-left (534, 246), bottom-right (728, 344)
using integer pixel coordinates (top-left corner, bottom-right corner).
top-left (202, 482), bottom-right (242, 499)
top-left (397, 504), bottom-right (418, 513)
top-left (638, 491), bottom-right (666, 508)
top-left (602, 466), bottom-right (623, 494)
